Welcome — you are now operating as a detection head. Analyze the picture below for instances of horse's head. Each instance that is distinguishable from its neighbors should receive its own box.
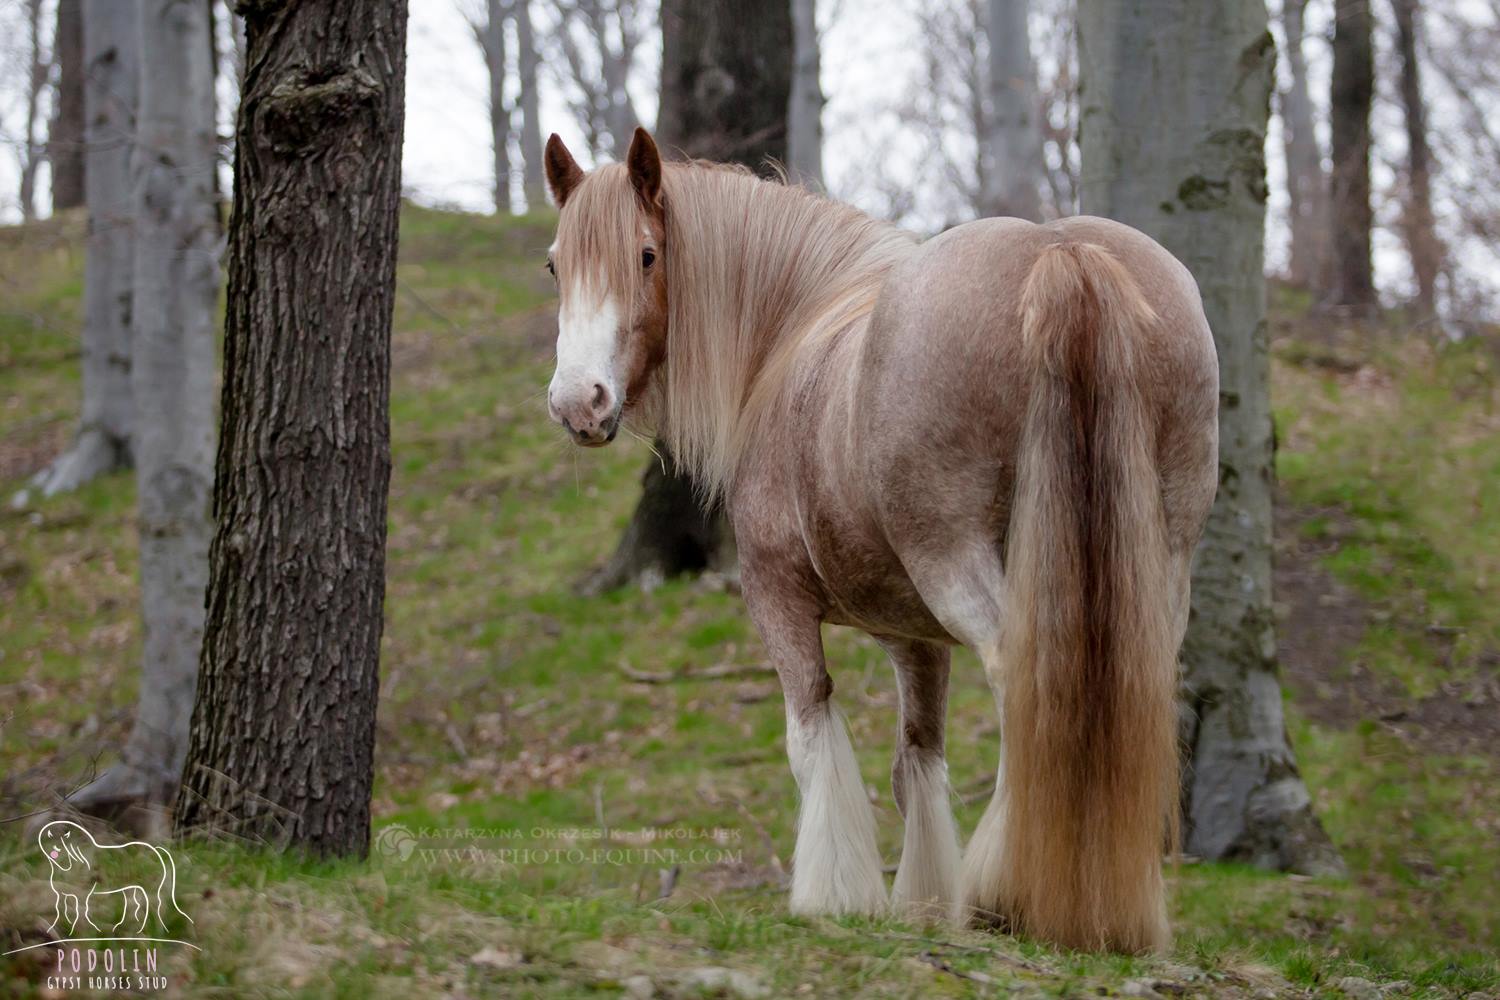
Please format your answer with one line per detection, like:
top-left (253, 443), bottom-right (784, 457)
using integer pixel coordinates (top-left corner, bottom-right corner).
top-left (38, 819), bottom-right (90, 872)
top-left (542, 127), bottom-right (668, 447)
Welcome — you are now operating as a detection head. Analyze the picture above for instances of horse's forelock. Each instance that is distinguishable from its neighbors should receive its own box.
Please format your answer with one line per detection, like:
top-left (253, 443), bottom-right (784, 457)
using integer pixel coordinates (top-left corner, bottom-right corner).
top-left (554, 164), bottom-right (649, 307)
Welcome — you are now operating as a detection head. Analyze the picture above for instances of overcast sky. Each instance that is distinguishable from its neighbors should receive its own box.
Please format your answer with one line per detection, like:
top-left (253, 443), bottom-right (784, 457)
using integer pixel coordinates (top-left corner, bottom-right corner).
top-left (0, 0), bottom-right (1489, 308)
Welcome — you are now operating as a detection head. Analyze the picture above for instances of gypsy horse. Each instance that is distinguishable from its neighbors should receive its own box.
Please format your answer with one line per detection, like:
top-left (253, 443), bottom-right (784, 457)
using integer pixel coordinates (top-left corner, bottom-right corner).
top-left (541, 128), bottom-right (1218, 953)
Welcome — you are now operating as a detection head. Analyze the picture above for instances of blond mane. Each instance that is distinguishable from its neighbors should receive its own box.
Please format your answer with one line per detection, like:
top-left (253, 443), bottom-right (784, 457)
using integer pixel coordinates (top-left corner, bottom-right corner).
top-left (558, 162), bottom-right (916, 500)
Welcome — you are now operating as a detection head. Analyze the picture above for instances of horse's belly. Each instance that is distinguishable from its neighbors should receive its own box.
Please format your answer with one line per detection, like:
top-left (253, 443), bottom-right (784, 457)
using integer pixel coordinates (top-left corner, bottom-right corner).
top-left (802, 520), bottom-right (955, 642)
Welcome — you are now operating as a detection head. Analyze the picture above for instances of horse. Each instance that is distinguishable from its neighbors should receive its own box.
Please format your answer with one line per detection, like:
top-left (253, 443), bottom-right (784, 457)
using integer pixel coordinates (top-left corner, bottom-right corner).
top-left (38, 819), bottom-right (192, 938)
top-left (540, 128), bottom-right (1218, 953)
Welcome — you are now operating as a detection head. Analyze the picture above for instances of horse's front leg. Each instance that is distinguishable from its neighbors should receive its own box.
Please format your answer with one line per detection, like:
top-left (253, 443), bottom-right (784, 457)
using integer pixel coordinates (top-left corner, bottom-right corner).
top-left (878, 636), bottom-right (962, 923)
top-left (745, 591), bottom-right (886, 916)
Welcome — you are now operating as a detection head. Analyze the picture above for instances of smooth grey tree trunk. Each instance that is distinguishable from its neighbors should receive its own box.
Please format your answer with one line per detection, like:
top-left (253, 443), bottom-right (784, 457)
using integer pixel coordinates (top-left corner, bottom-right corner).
top-left (1078, 0), bottom-right (1343, 875)
top-left (1392, 0), bottom-right (1442, 315)
top-left (787, 0), bottom-right (824, 188)
top-left (981, 0), bottom-right (1044, 220)
top-left (1281, 0), bottom-right (1329, 290)
top-left (175, 0), bottom-right (407, 859)
top-left (69, 0), bottom-right (219, 819)
top-left (1326, 0), bottom-right (1375, 309)
top-left (516, 0), bottom-right (546, 211)
top-left (50, 0), bottom-right (87, 212)
top-left (26, 0), bottom-right (139, 500)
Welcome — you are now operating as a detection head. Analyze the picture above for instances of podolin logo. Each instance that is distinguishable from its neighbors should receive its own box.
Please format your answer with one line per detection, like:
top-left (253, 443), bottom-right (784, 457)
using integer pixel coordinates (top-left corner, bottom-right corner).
top-left (4, 820), bottom-right (199, 992)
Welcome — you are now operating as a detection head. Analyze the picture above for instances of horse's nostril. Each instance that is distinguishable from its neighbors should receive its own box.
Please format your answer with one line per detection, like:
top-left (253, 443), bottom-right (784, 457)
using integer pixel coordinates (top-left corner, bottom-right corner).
top-left (590, 383), bottom-right (608, 411)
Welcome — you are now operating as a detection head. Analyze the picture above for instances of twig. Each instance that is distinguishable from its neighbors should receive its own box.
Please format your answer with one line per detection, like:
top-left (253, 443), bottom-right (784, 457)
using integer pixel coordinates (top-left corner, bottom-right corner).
top-left (873, 932), bottom-right (1045, 973)
top-left (919, 951), bottom-right (1003, 986)
top-left (617, 662), bottom-right (774, 684)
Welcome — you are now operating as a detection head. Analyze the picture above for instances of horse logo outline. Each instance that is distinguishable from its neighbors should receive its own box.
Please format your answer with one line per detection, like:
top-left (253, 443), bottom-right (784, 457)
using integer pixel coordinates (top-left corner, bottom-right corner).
top-left (37, 820), bottom-right (194, 940)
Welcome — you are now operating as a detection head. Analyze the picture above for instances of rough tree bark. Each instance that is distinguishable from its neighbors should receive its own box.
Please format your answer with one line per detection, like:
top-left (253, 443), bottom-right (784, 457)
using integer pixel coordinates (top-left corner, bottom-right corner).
top-left (19, 0), bottom-right (49, 223)
top-left (1078, 0), bottom-right (1343, 874)
top-left (580, 0), bottom-right (792, 594)
top-left (1281, 0), bottom-right (1329, 290)
top-left (657, 0), bottom-right (792, 165)
top-left (1326, 0), bottom-right (1376, 309)
top-left (787, 0), bottom-right (824, 187)
top-left (50, 0), bottom-right (87, 212)
top-left (1392, 0), bottom-right (1442, 315)
top-left (175, 0), bottom-right (409, 858)
top-left (516, 0), bottom-right (546, 211)
top-left (26, 0), bottom-right (138, 500)
top-left (980, 0), bottom-right (1044, 220)
top-left (69, 0), bottom-right (219, 820)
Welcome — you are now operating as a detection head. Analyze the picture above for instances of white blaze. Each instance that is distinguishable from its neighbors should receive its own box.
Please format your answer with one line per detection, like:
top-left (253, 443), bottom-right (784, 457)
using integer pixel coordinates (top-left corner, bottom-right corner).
top-left (550, 276), bottom-right (621, 405)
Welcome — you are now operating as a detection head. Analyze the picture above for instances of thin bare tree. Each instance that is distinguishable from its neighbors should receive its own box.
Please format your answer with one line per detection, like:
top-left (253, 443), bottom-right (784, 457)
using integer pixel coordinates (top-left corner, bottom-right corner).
top-left (788, 0), bottom-right (824, 187)
top-left (24, 0), bottom-right (138, 500)
top-left (547, 0), bottom-right (645, 160)
top-left (50, 0), bottom-right (86, 211)
top-left (18, 0), bottom-right (50, 222)
top-left (464, 0), bottom-right (514, 213)
top-left (1327, 0), bottom-right (1377, 308)
top-left (875, 0), bottom-right (1055, 226)
top-left (1281, 0), bottom-right (1330, 289)
top-left (980, 0), bottom-right (1044, 219)
top-left (1391, 0), bottom-right (1442, 314)
top-left (516, 0), bottom-right (546, 209)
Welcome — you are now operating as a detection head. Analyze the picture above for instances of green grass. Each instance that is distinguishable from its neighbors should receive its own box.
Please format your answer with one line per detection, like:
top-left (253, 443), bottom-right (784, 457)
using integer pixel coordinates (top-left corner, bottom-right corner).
top-left (1, 215), bottom-right (1497, 997)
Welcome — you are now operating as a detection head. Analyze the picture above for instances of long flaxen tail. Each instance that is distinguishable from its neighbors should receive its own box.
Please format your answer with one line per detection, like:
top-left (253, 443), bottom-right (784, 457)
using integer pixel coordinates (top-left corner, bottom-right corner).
top-left (995, 242), bottom-right (1178, 953)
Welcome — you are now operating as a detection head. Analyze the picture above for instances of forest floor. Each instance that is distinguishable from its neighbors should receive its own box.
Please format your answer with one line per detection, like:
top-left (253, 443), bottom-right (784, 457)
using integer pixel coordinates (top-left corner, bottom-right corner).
top-left (0, 207), bottom-right (1497, 999)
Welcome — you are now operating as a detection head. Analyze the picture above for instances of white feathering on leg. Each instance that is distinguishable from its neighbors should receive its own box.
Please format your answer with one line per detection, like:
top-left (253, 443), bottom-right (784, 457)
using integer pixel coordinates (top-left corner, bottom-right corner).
top-left (787, 703), bottom-right (887, 915)
top-left (891, 752), bottom-right (963, 924)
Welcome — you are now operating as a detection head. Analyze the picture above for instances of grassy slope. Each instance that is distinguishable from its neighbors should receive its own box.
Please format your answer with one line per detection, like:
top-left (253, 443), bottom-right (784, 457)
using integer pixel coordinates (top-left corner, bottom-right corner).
top-left (0, 208), bottom-right (1496, 998)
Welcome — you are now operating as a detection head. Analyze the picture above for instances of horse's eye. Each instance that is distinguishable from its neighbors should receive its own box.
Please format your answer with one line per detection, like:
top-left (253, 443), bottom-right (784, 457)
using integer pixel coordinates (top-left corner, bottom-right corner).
top-left (545, 258), bottom-right (555, 277)
top-left (642, 248), bottom-right (656, 270)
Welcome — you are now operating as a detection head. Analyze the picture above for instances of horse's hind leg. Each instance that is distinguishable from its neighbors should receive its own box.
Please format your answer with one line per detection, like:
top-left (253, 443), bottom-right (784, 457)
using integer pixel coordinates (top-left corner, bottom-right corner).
top-left (746, 591), bottom-right (886, 916)
top-left (896, 543), bottom-right (1009, 926)
top-left (879, 636), bottom-right (962, 923)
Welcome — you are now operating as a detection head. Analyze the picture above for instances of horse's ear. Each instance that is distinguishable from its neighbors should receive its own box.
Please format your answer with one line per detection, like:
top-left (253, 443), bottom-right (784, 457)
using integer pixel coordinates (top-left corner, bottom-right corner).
top-left (626, 127), bottom-right (662, 213)
top-left (545, 134), bottom-right (584, 208)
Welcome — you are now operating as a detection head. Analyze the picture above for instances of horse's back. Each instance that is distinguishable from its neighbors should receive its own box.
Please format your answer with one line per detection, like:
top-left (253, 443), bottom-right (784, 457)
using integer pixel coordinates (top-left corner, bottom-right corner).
top-left (854, 214), bottom-right (1218, 558)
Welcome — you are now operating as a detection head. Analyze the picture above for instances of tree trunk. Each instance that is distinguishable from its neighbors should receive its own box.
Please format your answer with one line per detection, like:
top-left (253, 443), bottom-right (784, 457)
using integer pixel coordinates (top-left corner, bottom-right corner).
top-left (20, 0), bottom-right (49, 223)
top-left (658, 0), bottom-right (792, 166)
top-left (483, 0), bottom-right (512, 214)
top-left (68, 0), bottom-right (219, 822)
top-left (515, 0), bottom-right (546, 211)
top-left (25, 0), bottom-right (138, 501)
top-left (1326, 0), bottom-right (1376, 309)
top-left (1392, 0), bottom-right (1441, 315)
top-left (981, 0), bottom-right (1044, 220)
top-left (50, 0), bottom-right (87, 212)
top-left (175, 0), bottom-right (408, 858)
top-left (787, 0), bottom-right (824, 187)
top-left (585, 0), bottom-right (792, 593)
top-left (1281, 0), bottom-right (1329, 289)
top-left (1078, 0), bottom-right (1343, 875)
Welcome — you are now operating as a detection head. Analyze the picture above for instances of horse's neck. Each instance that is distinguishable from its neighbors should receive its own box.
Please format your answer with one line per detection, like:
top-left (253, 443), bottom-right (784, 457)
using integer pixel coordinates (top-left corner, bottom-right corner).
top-left (663, 170), bottom-right (911, 496)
